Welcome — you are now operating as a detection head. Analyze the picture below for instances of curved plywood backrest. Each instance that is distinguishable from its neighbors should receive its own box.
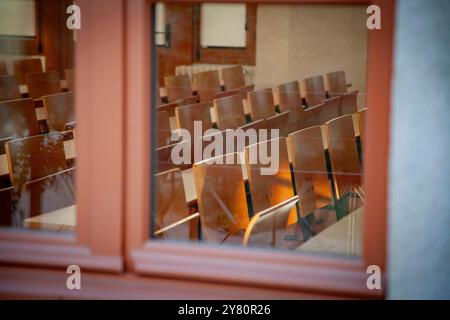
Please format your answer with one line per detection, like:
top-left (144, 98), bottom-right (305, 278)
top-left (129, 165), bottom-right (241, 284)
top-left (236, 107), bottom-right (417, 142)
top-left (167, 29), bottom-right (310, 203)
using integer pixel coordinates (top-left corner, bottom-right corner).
top-left (175, 101), bottom-right (213, 137)
top-left (193, 152), bottom-right (249, 244)
top-left (222, 65), bottom-right (245, 90)
top-left (0, 75), bottom-right (21, 102)
top-left (266, 111), bottom-right (290, 138)
top-left (43, 92), bottom-right (75, 132)
top-left (236, 118), bottom-right (268, 151)
top-left (65, 69), bottom-right (75, 92)
top-left (303, 75), bottom-right (326, 107)
top-left (13, 58), bottom-right (43, 85)
top-left (243, 196), bottom-right (300, 249)
top-left (358, 107), bottom-right (367, 144)
top-left (154, 168), bottom-right (198, 240)
top-left (325, 70), bottom-right (348, 96)
top-left (287, 125), bottom-right (333, 217)
top-left (154, 140), bottom-right (192, 173)
top-left (247, 88), bottom-right (276, 121)
top-left (26, 71), bottom-right (61, 99)
top-left (164, 74), bottom-right (193, 102)
top-left (6, 132), bottom-right (67, 189)
top-left (156, 110), bottom-right (172, 147)
top-left (277, 81), bottom-right (302, 112)
top-left (192, 70), bottom-right (221, 102)
top-left (325, 114), bottom-right (361, 199)
top-left (0, 61), bottom-right (7, 76)
top-left (19, 167), bottom-right (75, 219)
top-left (213, 94), bottom-right (246, 130)
top-left (341, 90), bottom-right (359, 115)
top-left (244, 137), bottom-right (297, 225)
top-left (303, 96), bottom-right (342, 128)
top-left (0, 98), bottom-right (39, 139)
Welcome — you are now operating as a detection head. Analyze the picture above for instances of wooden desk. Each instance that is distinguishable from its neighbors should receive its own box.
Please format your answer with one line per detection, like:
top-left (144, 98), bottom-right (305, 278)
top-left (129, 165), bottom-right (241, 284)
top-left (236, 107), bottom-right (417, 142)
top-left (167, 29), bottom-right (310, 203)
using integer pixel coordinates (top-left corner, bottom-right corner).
top-left (23, 205), bottom-right (76, 232)
top-left (296, 206), bottom-right (363, 257)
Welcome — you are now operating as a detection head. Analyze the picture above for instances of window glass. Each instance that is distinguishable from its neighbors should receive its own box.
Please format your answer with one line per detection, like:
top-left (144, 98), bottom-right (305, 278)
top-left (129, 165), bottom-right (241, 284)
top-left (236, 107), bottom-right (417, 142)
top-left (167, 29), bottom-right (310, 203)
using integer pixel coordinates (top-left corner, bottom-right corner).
top-left (153, 3), bottom-right (368, 258)
top-left (0, 0), bottom-right (36, 37)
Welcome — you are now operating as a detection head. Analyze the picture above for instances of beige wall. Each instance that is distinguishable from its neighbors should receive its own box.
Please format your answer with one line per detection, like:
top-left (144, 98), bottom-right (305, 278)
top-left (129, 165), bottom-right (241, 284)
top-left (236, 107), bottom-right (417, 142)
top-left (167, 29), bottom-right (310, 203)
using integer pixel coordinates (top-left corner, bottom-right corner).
top-left (254, 4), bottom-right (368, 106)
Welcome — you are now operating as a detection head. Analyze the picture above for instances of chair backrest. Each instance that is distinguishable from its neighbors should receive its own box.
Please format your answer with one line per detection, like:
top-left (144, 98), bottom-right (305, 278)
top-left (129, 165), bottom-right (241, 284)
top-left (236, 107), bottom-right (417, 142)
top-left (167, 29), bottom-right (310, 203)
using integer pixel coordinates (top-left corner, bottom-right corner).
top-left (0, 61), bottom-right (7, 76)
top-left (65, 69), bottom-right (75, 91)
top-left (193, 152), bottom-right (249, 244)
top-left (266, 111), bottom-right (290, 138)
top-left (13, 58), bottom-right (43, 85)
top-left (155, 168), bottom-right (197, 240)
top-left (156, 110), bottom-right (172, 147)
top-left (0, 98), bottom-right (39, 139)
top-left (303, 75), bottom-right (326, 106)
top-left (358, 107), bottom-right (367, 143)
top-left (247, 88), bottom-right (276, 121)
top-left (192, 70), bottom-right (221, 102)
top-left (154, 140), bottom-right (191, 173)
top-left (236, 119), bottom-right (268, 150)
top-left (175, 102), bottom-right (212, 137)
top-left (43, 92), bottom-right (75, 132)
top-left (164, 74), bottom-right (193, 102)
top-left (277, 81), bottom-right (302, 112)
top-left (6, 132), bottom-right (68, 189)
top-left (0, 137), bottom-right (13, 187)
top-left (324, 114), bottom-right (361, 198)
top-left (0, 75), bottom-right (21, 102)
top-left (287, 126), bottom-right (333, 217)
top-left (303, 96), bottom-right (342, 128)
top-left (222, 65), bottom-right (245, 90)
top-left (213, 94), bottom-right (246, 130)
top-left (214, 85), bottom-right (254, 100)
top-left (0, 186), bottom-right (13, 226)
top-left (325, 70), bottom-right (347, 96)
top-left (244, 137), bottom-right (297, 225)
top-left (26, 71), bottom-right (61, 99)
top-left (243, 196), bottom-right (300, 248)
top-left (340, 90), bottom-right (359, 115)
top-left (19, 168), bottom-right (75, 219)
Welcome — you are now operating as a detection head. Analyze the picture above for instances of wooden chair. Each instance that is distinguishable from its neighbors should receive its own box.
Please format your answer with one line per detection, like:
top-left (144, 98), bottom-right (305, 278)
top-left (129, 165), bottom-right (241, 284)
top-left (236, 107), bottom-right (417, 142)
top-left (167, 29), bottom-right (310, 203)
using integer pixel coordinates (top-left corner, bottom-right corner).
top-left (0, 137), bottom-right (13, 188)
top-left (65, 69), bottom-right (75, 91)
top-left (325, 71), bottom-right (348, 96)
top-left (192, 70), bottom-right (221, 102)
top-left (0, 75), bottom-right (21, 102)
top-left (236, 119), bottom-right (268, 150)
top-left (276, 81), bottom-right (302, 111)
top-left (154, 140), bottom-right (191, 173)
top-left (243, 196), bottom-right (302, 249)
top-left (193, 152), bottom-right (249, 244)
top-left (222, 65), bottom-right (245, 90)
top-left (213, 85), bottom-right (254, 100)
top-left (266, 111), bottom-right (290, 138)
top-left (213, 94), bottom-right (246, 130)
top-left (340, 90), bottom-right (359, 115)
top-left (0, 98), bottom-right (39, 139)
top-left (0, 61), bottom-right (7, 76)
top-left (156, 110), bottom-right (172, 147)
top-left (247, 88), bottom-right (276, 121)
top-left (324, 115), bottom-right (362, 200)
top-left (26, 71), bottom-right (61, 99)
top-left (287, 126), bottom-right (333, 218)
top-left (6, 132), bottom-right (68, 189)
top-left (303, 75), bottom-right (326, 107)
top-left (175, 102), bottom-right (213, 137)
top-left (13, 58), bottom-right (43, 85)
top-left (0, 186), bottom-right (13, 226)
top-left (303, 96), bottom-right (342, 128)
top-left (244, 137), bottom-right (297, 225)
top-left (18, 167), bottom-right (75, 220)
top-left (164, 74), bottom-right (194, 102)
top-left (154, 168), bottom-right (198, 240)
top-left (358, 108), bottom-right (367, 144)
top-left (158, 96), bottom-right (199, 117)
top-left (42, 92), bottom-right (75, 132)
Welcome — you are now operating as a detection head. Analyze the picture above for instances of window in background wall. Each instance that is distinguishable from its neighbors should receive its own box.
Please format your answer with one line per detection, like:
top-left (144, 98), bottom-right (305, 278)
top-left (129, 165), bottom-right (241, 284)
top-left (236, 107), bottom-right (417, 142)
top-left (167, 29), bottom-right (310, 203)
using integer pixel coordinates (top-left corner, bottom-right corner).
top-left (0, 0), bottom-right (36, 37)
top-left (200, 3), bottom-right (246, 48)
top-left (154, 3), bottom-right (168, 47)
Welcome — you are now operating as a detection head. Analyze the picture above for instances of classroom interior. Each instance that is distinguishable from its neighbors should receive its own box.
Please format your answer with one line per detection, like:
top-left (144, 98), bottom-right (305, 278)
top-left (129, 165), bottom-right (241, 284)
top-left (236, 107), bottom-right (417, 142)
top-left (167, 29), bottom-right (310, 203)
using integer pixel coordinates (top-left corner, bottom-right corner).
top-left (0, 2), bottom-right (367, 255)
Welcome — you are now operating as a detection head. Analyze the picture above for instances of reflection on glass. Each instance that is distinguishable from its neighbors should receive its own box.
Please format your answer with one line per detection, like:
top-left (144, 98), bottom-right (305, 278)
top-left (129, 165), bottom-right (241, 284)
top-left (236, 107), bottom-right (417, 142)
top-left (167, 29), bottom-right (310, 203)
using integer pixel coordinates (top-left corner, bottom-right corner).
top-left (0, 0), bottom-right (76, 233)
top-left (152, 3), bottom-right (367, 258)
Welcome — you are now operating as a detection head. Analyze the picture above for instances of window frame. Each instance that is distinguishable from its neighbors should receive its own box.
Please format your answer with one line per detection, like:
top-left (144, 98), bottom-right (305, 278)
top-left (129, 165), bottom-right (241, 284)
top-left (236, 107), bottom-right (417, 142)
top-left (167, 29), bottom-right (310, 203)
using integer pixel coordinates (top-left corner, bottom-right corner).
top-left (127, 0), bottom-right (394, 298)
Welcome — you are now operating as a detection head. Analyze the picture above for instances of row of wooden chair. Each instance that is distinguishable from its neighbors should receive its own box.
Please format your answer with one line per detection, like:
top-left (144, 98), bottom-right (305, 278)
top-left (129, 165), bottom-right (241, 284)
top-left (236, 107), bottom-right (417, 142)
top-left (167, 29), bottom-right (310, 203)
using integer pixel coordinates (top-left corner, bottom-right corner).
top-left (154, 111), bottom-right (366, 248)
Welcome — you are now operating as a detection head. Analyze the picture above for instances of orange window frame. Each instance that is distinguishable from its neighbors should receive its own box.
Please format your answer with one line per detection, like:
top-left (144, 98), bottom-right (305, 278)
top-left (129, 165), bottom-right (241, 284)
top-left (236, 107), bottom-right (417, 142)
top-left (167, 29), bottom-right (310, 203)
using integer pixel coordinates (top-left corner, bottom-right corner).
top-left (0, 0), bottom-right (394, 299)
